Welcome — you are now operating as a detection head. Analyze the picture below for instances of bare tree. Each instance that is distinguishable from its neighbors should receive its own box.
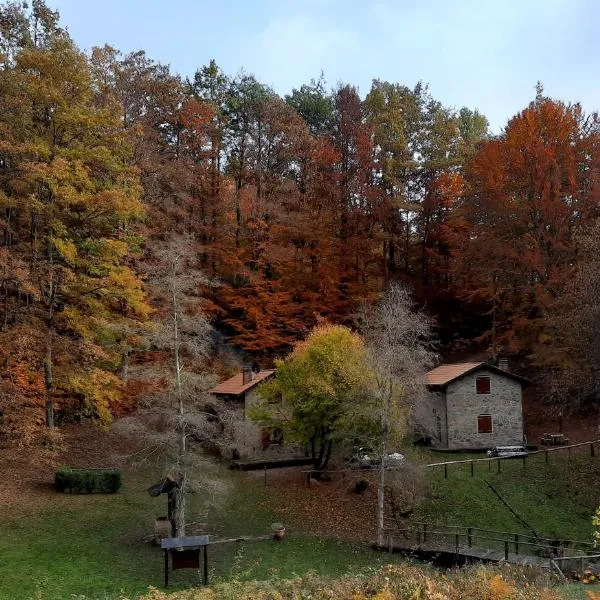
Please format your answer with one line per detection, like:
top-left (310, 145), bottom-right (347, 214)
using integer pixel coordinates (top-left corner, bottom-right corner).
top-left (359, 283), bottom-right (435, 547)
top-left (113, 235), bottom-right (229, 537)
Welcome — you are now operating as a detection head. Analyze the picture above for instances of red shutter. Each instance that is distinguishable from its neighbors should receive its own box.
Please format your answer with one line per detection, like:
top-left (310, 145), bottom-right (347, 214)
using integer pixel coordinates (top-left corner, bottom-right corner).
top-left (476, 376), bottom-right (491, 394)
top-left (478, 415), bottom-right (493, 433)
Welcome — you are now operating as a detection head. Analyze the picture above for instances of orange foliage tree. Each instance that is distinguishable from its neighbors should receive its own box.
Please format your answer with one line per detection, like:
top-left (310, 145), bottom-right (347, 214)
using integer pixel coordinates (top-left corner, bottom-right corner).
top-left (450, 90), bottom-right (599, 361)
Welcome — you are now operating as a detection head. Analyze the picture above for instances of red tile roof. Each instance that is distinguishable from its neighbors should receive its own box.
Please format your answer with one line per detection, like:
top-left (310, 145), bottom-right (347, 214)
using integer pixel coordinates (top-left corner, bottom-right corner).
top-left (426, 362), bottom-right (484, 386)
top-left (210, 369), bottom-right (275, 396)
top-left (426, 362), bottom-right (529, 387)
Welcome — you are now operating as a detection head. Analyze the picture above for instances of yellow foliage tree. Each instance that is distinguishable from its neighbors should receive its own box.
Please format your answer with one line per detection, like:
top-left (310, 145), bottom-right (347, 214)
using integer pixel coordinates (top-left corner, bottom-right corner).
top-left (0, 2), bottom-right (150, 436)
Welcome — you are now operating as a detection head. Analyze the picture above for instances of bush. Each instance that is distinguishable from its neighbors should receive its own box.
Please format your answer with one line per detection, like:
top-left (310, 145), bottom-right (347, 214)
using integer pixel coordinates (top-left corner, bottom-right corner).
top-left (54, 466), bottom-right (122, 494)
top-left (136, 563), bottom-right (562, 600)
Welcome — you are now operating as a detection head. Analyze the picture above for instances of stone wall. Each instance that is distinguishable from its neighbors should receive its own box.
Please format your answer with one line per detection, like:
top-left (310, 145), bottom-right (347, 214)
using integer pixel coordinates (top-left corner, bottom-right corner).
top-left (445, 368), bottom-right (523, 450)
top-left (236, 388), bottom-right (302, 459)
top-left (416, 392), bottom-right (448, 447)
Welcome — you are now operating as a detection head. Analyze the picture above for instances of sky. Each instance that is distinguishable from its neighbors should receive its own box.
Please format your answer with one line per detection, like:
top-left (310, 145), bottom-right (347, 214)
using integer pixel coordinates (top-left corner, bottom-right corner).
top-left (48, 0), bottom-right (599, 132)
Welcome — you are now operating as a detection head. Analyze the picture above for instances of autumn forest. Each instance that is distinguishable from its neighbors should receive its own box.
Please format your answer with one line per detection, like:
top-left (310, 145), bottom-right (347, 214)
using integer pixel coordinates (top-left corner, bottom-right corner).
top-left (1, 1), bottom-right (599, 448)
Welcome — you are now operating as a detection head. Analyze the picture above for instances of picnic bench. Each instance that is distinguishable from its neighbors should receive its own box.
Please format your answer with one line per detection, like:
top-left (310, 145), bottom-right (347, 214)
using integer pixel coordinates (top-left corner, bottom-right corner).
top-left (540, 433), bottom-right (570, 446)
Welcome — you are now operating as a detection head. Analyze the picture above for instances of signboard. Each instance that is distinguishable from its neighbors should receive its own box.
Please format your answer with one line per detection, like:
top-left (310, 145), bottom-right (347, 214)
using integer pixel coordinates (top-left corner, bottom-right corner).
top-left (161, 535), bottom-right (210, 586)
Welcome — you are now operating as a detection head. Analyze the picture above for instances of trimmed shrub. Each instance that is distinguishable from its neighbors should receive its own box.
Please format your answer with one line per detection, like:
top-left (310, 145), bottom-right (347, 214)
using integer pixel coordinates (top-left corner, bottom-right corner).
top-left (54, 466), bottom-right (122, 494)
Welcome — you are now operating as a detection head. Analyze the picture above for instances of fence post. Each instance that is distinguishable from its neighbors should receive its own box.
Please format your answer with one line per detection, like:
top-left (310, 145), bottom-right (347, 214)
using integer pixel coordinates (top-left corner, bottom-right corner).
top-left (203, 545), bottom-right (208, 585)
top-left (488, 459), bottom-right (491, 472)
top-left (444, 464), bottom-right (448, 479)
top-left (470, 461), bottom-right (474, 477)
top-left (423, 523), bottom-right (427, 543)
top-left (504, 540), bottom-right (509, 561)
top-left (591, 443), bottom-right (595, 457)
top-left (545, 450), bottom-right (549, 464)
top-left (497, 459), bottom-right (501, 474)
top-left (264, 465), bottom-right (267, 489)
top-left (468, 527), bottom-right (472, 547)
top-left (514, 534), bottom-right (519, 555)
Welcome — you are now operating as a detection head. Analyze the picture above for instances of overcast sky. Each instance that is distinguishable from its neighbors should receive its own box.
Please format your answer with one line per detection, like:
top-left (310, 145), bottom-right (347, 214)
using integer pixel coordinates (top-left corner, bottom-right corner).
top-left (48, 0), bottom-right (598, 132)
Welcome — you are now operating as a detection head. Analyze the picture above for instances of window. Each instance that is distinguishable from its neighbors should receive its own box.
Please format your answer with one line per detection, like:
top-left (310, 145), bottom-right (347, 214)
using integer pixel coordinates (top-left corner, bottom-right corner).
top-left (478, 415), bottom-right (493, 433)
top-left (476, 376), bottom-right (491, 394)
top-left (261, 427), bottom-right (284, 449)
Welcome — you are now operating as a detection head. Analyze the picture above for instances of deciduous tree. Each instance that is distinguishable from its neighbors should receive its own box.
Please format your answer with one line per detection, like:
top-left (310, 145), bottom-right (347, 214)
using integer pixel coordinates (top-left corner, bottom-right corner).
top-left (0, 2), bottom-right (149, 439)
top-left (253, 324), bottom-right (368, 471)
top-left (359, 283), bottom-right (435, 546)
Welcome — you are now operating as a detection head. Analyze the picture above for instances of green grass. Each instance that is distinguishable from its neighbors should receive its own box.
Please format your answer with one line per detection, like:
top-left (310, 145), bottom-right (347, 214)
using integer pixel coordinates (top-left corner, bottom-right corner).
top-left (557, 583), bottom-right (600, 599)
top-left (414, 451), bottom-right (599, 544)
top-left (1, 449), bottom-right (598, 599)
top-left (0, 464), bottom-right (405, 600)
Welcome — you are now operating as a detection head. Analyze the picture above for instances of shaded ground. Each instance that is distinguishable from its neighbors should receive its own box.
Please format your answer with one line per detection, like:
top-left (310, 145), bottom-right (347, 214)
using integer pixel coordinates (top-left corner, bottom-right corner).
top-left (414, 452), bottom-right (599, 544)
top-left (523, 393), bottom-right (600, 446)
top-left (0, 421), bottom-right (145, 512)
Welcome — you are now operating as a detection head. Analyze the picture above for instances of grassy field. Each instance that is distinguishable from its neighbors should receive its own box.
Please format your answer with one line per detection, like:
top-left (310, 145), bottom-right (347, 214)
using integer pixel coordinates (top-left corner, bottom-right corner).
top-left (409, 448), bottom-right (599, 544)
top-left (411, 448), bottom-right (600, 598)
top-left (1, 446), bottom-right (598, 599)
top-left (0, 464), bottom-right (407, 600)
top-left (558, 583), bottom-right (600, 599)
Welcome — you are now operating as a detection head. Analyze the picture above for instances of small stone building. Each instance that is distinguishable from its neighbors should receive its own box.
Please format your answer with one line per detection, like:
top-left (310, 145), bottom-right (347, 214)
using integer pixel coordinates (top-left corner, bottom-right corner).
top-left (210, 367), bottom-right (277, 458)
top-left (423, 362), bottom-right (528, 450)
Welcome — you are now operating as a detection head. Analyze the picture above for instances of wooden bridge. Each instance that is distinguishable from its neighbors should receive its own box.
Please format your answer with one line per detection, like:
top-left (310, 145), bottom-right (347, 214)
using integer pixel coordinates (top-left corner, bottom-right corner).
top-left (381, 522), bottom-right (597, 568)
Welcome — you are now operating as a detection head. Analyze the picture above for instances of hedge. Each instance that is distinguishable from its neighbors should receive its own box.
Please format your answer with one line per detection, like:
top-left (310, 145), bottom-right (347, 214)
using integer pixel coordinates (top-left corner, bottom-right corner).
top-left (54, 466), bottom-right (122, 494)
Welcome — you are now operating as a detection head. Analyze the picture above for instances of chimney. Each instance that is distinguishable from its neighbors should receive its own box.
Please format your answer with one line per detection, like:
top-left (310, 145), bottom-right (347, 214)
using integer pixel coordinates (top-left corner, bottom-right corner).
top-left (242, 367), bottom-right (253, 385)
top-left (498, 357), bottom-right (509, 371)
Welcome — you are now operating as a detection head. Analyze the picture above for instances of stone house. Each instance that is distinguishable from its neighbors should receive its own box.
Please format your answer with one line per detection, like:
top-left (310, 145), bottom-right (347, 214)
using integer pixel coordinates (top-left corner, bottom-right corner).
top-left (209, 367), bottom-right (278, 458)
top-left (423, 362), bottom-right (528, 450)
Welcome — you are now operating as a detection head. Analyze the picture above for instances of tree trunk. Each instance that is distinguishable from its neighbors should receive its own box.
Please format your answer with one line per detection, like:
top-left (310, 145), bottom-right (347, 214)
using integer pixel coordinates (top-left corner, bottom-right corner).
top-left (171, 261), bottom-right (186, 537)
top-left (44, 331), bottom-right (54, 428)
top-left (174, 472), bottom-right (186, 537)
top-left (167, 488), bottom-right (177, 537)
top-left (121, 347), bottom-right (130, 382)
top-left (377, 384), bottom-right (391, 548)
top-left (377, 452), bottom-right (385, 547)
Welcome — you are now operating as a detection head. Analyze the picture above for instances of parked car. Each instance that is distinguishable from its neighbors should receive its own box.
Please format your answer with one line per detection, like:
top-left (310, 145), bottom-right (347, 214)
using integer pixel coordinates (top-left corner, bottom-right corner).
top-left (351, 447), bottom-right (406, 468)
top-left (486, 445), bottom-right (528, 458)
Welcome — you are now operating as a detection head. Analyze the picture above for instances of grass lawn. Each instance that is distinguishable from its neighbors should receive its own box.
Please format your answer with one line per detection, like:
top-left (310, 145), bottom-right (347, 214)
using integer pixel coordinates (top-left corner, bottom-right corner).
top-left (0, 463), bottom-right (404, 600)
top-left (557, 583), bottom-right (600, 599)
top-left (412, 449), bottom-right (599, 544)
top-left (1, 446), bottom-right (598, 599)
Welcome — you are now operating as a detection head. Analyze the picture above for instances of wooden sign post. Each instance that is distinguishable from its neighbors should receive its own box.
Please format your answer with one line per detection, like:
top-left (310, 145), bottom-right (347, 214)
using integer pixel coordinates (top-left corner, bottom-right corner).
top-left (161, 535), bottom-right (209, 587)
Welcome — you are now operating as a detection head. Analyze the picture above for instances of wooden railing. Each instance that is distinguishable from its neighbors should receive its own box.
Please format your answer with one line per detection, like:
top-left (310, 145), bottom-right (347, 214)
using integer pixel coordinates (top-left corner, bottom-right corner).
top-left (550, 553), bottom-right (600, 581)
top-left (425, 439), bottom-right (600, 479)
top-left (383, 521), bottom-right (596, 560)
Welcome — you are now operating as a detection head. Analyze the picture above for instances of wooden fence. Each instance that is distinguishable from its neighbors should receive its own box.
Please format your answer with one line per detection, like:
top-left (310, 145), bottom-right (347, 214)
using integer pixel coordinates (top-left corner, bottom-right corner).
top-left (383, 521), bottom-right (596, 560)
top-left (426, 439), bottom-right (600, 479)
top-left (550, 553), bottom-right (600, 581)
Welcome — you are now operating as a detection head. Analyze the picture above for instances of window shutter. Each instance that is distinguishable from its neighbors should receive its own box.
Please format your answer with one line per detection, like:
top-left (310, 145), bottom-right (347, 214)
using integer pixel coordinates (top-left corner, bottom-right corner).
top-left (478, 415), bottom-right (493, 433)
